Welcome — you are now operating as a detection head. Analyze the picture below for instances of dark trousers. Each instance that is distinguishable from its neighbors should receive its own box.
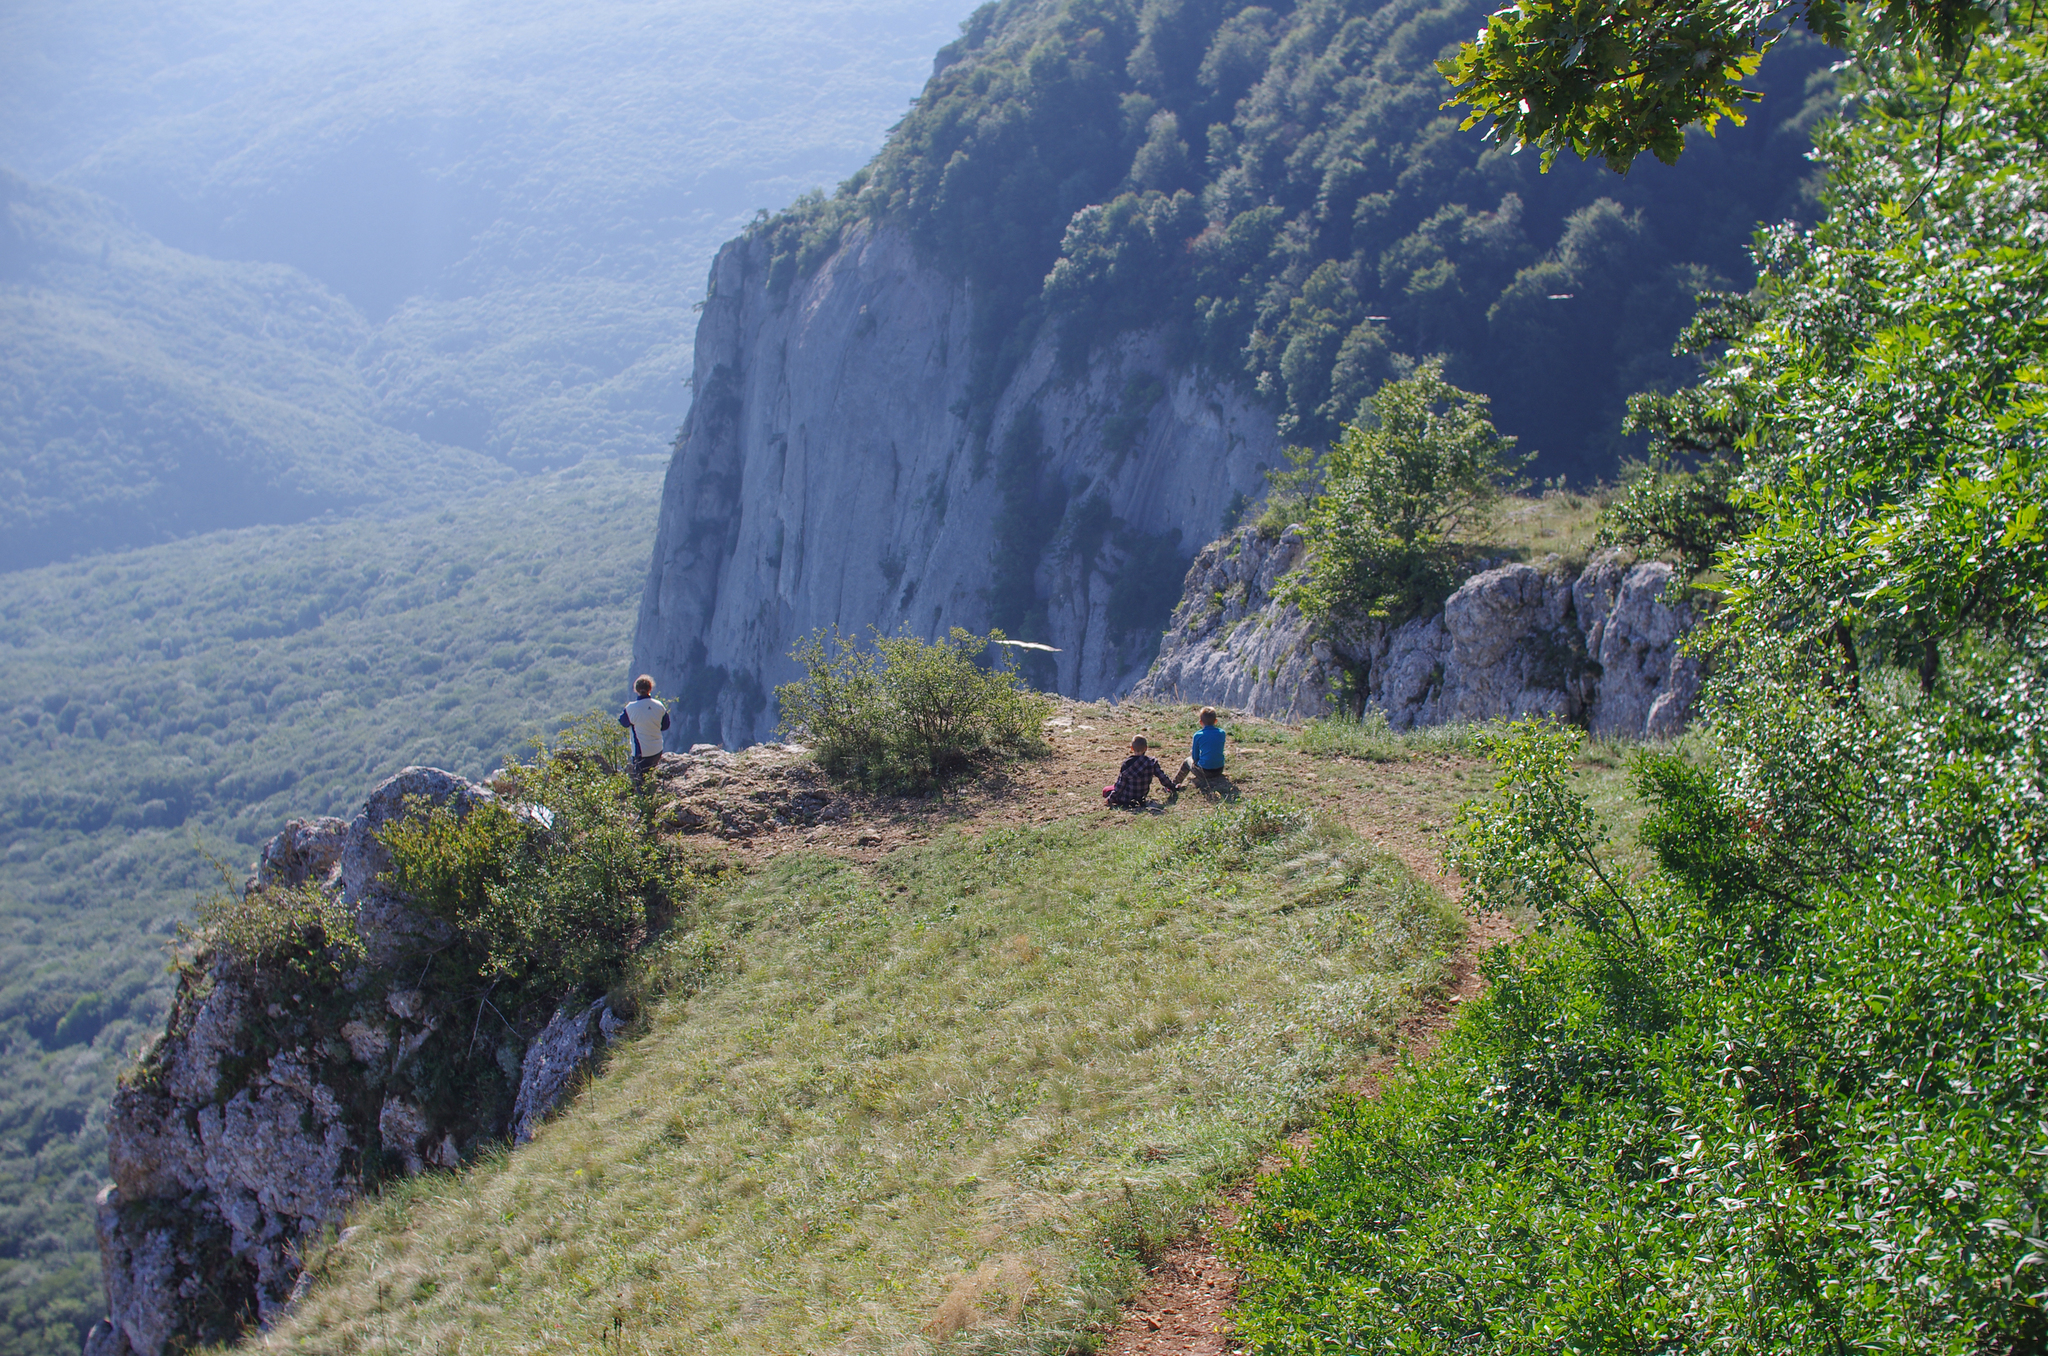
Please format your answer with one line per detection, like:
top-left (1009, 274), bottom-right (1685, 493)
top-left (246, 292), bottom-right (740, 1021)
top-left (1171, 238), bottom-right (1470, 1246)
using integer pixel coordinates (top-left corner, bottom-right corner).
top-left (631, 753), bottom-right (662, 788)
top-left (1179, 758), bottom-right (1225, 781)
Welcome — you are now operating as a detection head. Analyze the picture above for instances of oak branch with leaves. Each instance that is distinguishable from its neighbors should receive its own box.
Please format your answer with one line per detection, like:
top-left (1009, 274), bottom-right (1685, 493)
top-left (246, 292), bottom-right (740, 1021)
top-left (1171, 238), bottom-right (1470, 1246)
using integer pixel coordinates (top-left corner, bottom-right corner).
top-left (1437, 0), bottom-right (1996, 170)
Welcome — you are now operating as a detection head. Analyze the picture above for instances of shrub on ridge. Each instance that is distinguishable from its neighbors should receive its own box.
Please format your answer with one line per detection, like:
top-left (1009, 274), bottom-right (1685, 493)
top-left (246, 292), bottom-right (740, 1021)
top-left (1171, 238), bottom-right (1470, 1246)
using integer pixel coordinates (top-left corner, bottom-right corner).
top-left (776, 627), bottom-right (1052, 792)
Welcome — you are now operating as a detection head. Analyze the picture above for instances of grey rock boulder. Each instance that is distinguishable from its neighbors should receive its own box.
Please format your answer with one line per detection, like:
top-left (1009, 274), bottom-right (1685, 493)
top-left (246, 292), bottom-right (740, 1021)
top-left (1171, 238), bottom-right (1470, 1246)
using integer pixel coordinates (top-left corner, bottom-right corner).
top-left (81, 1318), bottom-right (132, 1356)
top-left (1433, 562), bottom-right (1593, 726)
top-left (193, 1056), bottom-right (356, 1323)
top-left (1133, 533), bottom-right (1699, 737)
top-left (253, 817), bottom-right (348, 891)
top-left (88, 766), bottom-right (504, 1355)
top-left (511, 998), bottom-right (623, 1144)
top-left (1127, 526), bottom-right (1337, 722)
top-left (91, 1186), bottom-right (173, 1356)
top-left (1580, 557), bottom-right (1702, 738)
top-left (340, 766), bottom-right (490, 964)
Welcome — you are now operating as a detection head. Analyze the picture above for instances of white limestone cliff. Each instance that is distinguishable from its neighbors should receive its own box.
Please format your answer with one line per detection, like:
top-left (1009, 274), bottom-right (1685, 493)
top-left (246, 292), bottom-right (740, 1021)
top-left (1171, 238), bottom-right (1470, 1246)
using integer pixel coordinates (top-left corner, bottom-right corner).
top-left (631, 220), bottom-right (1281, 748)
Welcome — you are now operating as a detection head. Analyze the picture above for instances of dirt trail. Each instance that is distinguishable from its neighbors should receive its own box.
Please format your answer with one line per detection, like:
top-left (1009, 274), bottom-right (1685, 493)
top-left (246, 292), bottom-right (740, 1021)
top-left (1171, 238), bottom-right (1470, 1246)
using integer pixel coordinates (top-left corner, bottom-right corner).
top-left (1093, 907), bottom-right (1512, 1356)
top-left (649, 698), bottom-right (1501, 1353)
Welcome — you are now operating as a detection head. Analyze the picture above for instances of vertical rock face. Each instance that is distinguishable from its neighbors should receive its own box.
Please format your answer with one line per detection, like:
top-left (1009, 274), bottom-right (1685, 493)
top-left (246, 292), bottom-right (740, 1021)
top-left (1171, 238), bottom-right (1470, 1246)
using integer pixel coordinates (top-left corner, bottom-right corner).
top-left (85, 768), bottom-right (623, 1356)
top-left (1132, 527), bottom-right (1702, 738)
top-left (632, 221), bottom-right (1281, 748)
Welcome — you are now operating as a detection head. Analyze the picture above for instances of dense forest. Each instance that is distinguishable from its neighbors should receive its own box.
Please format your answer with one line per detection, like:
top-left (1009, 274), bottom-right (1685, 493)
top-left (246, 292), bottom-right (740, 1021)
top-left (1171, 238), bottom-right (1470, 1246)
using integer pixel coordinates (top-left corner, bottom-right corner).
top-left (749, 0), bottom-right (1836, 480)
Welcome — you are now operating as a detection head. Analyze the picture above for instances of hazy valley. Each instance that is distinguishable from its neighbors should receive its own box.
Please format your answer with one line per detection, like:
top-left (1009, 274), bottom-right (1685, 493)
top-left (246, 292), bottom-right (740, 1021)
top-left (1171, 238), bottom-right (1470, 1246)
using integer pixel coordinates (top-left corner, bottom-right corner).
top-left (9, 0), bottom-right (2046, 1352)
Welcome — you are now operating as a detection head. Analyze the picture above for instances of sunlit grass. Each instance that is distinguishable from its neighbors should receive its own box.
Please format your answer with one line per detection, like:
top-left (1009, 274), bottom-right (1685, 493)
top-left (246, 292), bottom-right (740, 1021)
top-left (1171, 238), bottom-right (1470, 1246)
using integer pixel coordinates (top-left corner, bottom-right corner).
top-left (1295, 711), bottom-right (1489, 763)
top-left (252, 802), bottom-right (1460, 1355)
top-left (1478, 486), bottom-right (1615, 566)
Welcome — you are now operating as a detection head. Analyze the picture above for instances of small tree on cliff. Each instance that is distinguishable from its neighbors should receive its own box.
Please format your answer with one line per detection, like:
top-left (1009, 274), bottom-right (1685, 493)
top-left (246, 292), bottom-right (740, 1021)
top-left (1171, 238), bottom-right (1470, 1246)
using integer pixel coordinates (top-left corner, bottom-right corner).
top-left (1290, 359), bottom-right (1528, 621)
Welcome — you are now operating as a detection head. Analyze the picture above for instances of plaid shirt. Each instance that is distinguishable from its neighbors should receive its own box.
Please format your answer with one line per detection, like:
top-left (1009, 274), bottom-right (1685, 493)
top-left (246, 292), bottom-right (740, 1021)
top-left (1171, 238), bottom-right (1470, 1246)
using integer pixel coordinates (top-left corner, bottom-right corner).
top-left (1106, 753), bottom-right (1174, 806)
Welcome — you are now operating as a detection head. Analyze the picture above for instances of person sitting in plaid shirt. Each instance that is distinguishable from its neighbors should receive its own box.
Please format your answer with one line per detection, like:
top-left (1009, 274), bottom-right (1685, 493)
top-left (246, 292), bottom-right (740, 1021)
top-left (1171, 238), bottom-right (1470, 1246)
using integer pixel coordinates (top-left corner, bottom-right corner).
top-left (1102, 736), bottom-right (1178, 807)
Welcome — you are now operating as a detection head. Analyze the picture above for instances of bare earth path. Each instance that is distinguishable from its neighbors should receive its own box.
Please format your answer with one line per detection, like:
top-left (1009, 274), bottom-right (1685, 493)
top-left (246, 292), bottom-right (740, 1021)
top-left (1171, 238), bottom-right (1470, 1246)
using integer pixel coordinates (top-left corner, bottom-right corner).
top-left (655, 698), bottom-right (1503, 1353)
top-left (1040, 705), bottom-right (1509, 1356)
top-left (1094, 907), bottom-right (1512, 1356)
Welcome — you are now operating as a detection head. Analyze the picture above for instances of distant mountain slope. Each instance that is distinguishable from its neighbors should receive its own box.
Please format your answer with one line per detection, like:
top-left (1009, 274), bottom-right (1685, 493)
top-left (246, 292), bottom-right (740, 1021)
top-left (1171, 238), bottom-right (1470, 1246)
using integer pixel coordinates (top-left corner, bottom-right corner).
top-left (0, 0), bottom-right (974, 486)
top-left (0, 171), bottom-right (504, 570)
top-left (0, 459), bottom-right (662, 1356)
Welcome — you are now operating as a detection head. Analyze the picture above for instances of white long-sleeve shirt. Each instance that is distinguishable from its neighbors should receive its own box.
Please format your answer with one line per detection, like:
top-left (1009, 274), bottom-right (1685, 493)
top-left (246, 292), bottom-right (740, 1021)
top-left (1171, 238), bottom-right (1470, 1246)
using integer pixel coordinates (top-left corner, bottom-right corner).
top-left (619, 696), bottom-right (670, 759)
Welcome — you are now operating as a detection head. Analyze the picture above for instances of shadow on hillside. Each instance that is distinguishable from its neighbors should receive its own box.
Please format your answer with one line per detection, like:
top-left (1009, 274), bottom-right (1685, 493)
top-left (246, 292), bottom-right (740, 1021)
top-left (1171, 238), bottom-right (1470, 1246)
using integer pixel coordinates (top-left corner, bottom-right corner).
top-left (1181, 772), bottom-right (1241, 805)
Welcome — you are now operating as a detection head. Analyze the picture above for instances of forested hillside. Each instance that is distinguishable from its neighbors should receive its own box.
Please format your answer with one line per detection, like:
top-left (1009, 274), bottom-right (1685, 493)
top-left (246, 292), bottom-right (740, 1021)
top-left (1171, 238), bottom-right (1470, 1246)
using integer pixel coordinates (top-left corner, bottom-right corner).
top-left (0, 0), bottom-right (966, 567)
top-left (749, 0), bottom-right (1835, 479)
top-left (0, 461), bottom-right (661, 1355)
top-left (0, 173), bottom-right (506, 571)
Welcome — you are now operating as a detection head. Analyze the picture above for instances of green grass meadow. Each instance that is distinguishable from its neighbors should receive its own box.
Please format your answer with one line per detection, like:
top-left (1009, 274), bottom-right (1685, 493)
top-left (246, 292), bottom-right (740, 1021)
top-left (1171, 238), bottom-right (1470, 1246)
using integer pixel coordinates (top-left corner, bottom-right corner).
top-left (254, 800), bottom-right (1461, 1354)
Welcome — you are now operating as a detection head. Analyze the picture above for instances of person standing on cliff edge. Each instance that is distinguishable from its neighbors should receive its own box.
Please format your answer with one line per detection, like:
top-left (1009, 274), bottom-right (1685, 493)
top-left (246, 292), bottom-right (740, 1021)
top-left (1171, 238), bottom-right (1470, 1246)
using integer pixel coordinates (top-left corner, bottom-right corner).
top-left (619, 675), bottom-right (670, 788)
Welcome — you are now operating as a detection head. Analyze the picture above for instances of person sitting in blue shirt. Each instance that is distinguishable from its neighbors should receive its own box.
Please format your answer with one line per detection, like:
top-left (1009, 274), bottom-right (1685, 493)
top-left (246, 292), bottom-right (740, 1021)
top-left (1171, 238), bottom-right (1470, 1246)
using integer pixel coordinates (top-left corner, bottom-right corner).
top-left (1175, 707), bottom-right (1228, 787)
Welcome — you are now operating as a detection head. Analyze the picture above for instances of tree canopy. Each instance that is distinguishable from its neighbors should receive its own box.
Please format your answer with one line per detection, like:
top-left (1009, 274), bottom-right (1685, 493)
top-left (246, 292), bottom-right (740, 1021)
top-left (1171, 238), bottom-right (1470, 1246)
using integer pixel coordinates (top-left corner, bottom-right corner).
top-left (1234, 17), bottom-right (2048, 1352)
top-left (753, 0), bottom-right (1837, 479)
top-left (1438, 0), bottom-right (2000, 170)
top-left (1293, 359), bottom-right (1528, 619)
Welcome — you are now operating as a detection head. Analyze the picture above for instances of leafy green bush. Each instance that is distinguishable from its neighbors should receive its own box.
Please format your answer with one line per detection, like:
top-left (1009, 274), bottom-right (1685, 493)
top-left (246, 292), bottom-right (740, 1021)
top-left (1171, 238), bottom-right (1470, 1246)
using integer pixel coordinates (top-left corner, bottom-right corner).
top-left (1236, 691), bottom-right (2048, 1351)
top-left (1290, 361), bottom-right (1528, 621)
top-left (775, 628), bottom-right (1052, 792)
top-left (191, 884), bottom-right (365, 982)
top-left (1598, 381), bottom-right (1758, 579)
top-left (379, 720), bottom-right (705, 998)
top-left (1235, 28), bottom-right (2048, 1349)
top-left (1253, 444), bottom-right (1321, 537)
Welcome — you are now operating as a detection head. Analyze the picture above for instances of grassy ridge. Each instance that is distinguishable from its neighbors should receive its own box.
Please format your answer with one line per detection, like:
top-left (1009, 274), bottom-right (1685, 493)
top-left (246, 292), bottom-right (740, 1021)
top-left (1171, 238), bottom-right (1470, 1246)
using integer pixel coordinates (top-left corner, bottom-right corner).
top-left (0, 460), bottom-right (661, 1355)
top-left (259, 800), bottom-right (1460, 1354)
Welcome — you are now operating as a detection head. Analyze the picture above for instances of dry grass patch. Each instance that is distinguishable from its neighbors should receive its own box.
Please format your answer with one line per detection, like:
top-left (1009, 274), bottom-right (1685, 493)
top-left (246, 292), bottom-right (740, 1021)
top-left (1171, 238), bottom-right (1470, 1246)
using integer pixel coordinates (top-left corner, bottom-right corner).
top-left (251, 798), bottom-right (1460, 1355)
top-left (1479, 486), bottom-right (1612, 564)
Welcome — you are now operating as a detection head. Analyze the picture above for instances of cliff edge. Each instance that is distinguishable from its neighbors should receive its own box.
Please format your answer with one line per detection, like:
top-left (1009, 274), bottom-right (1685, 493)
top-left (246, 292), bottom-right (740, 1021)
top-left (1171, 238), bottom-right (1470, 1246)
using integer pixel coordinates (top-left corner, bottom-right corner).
top-left (82, 769), bottom-right (627, 1356)
top-left (631, 221), bottom-right (1278, 749)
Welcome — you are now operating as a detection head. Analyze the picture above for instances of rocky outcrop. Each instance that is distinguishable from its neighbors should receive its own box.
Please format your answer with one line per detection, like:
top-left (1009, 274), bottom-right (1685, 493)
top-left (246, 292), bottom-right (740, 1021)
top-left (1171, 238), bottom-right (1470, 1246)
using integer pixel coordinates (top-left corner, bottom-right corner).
top-left (85, 768), bottom-right (624, 1356)
top-left (652, 741), bottom-right (849, 840)
top-left (632, 221), bottom-right (1281, 748)
top-left (511, 1000), bottom-right (618, 1145)
top-left (1132, 527), bottom-right (1701, 738)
